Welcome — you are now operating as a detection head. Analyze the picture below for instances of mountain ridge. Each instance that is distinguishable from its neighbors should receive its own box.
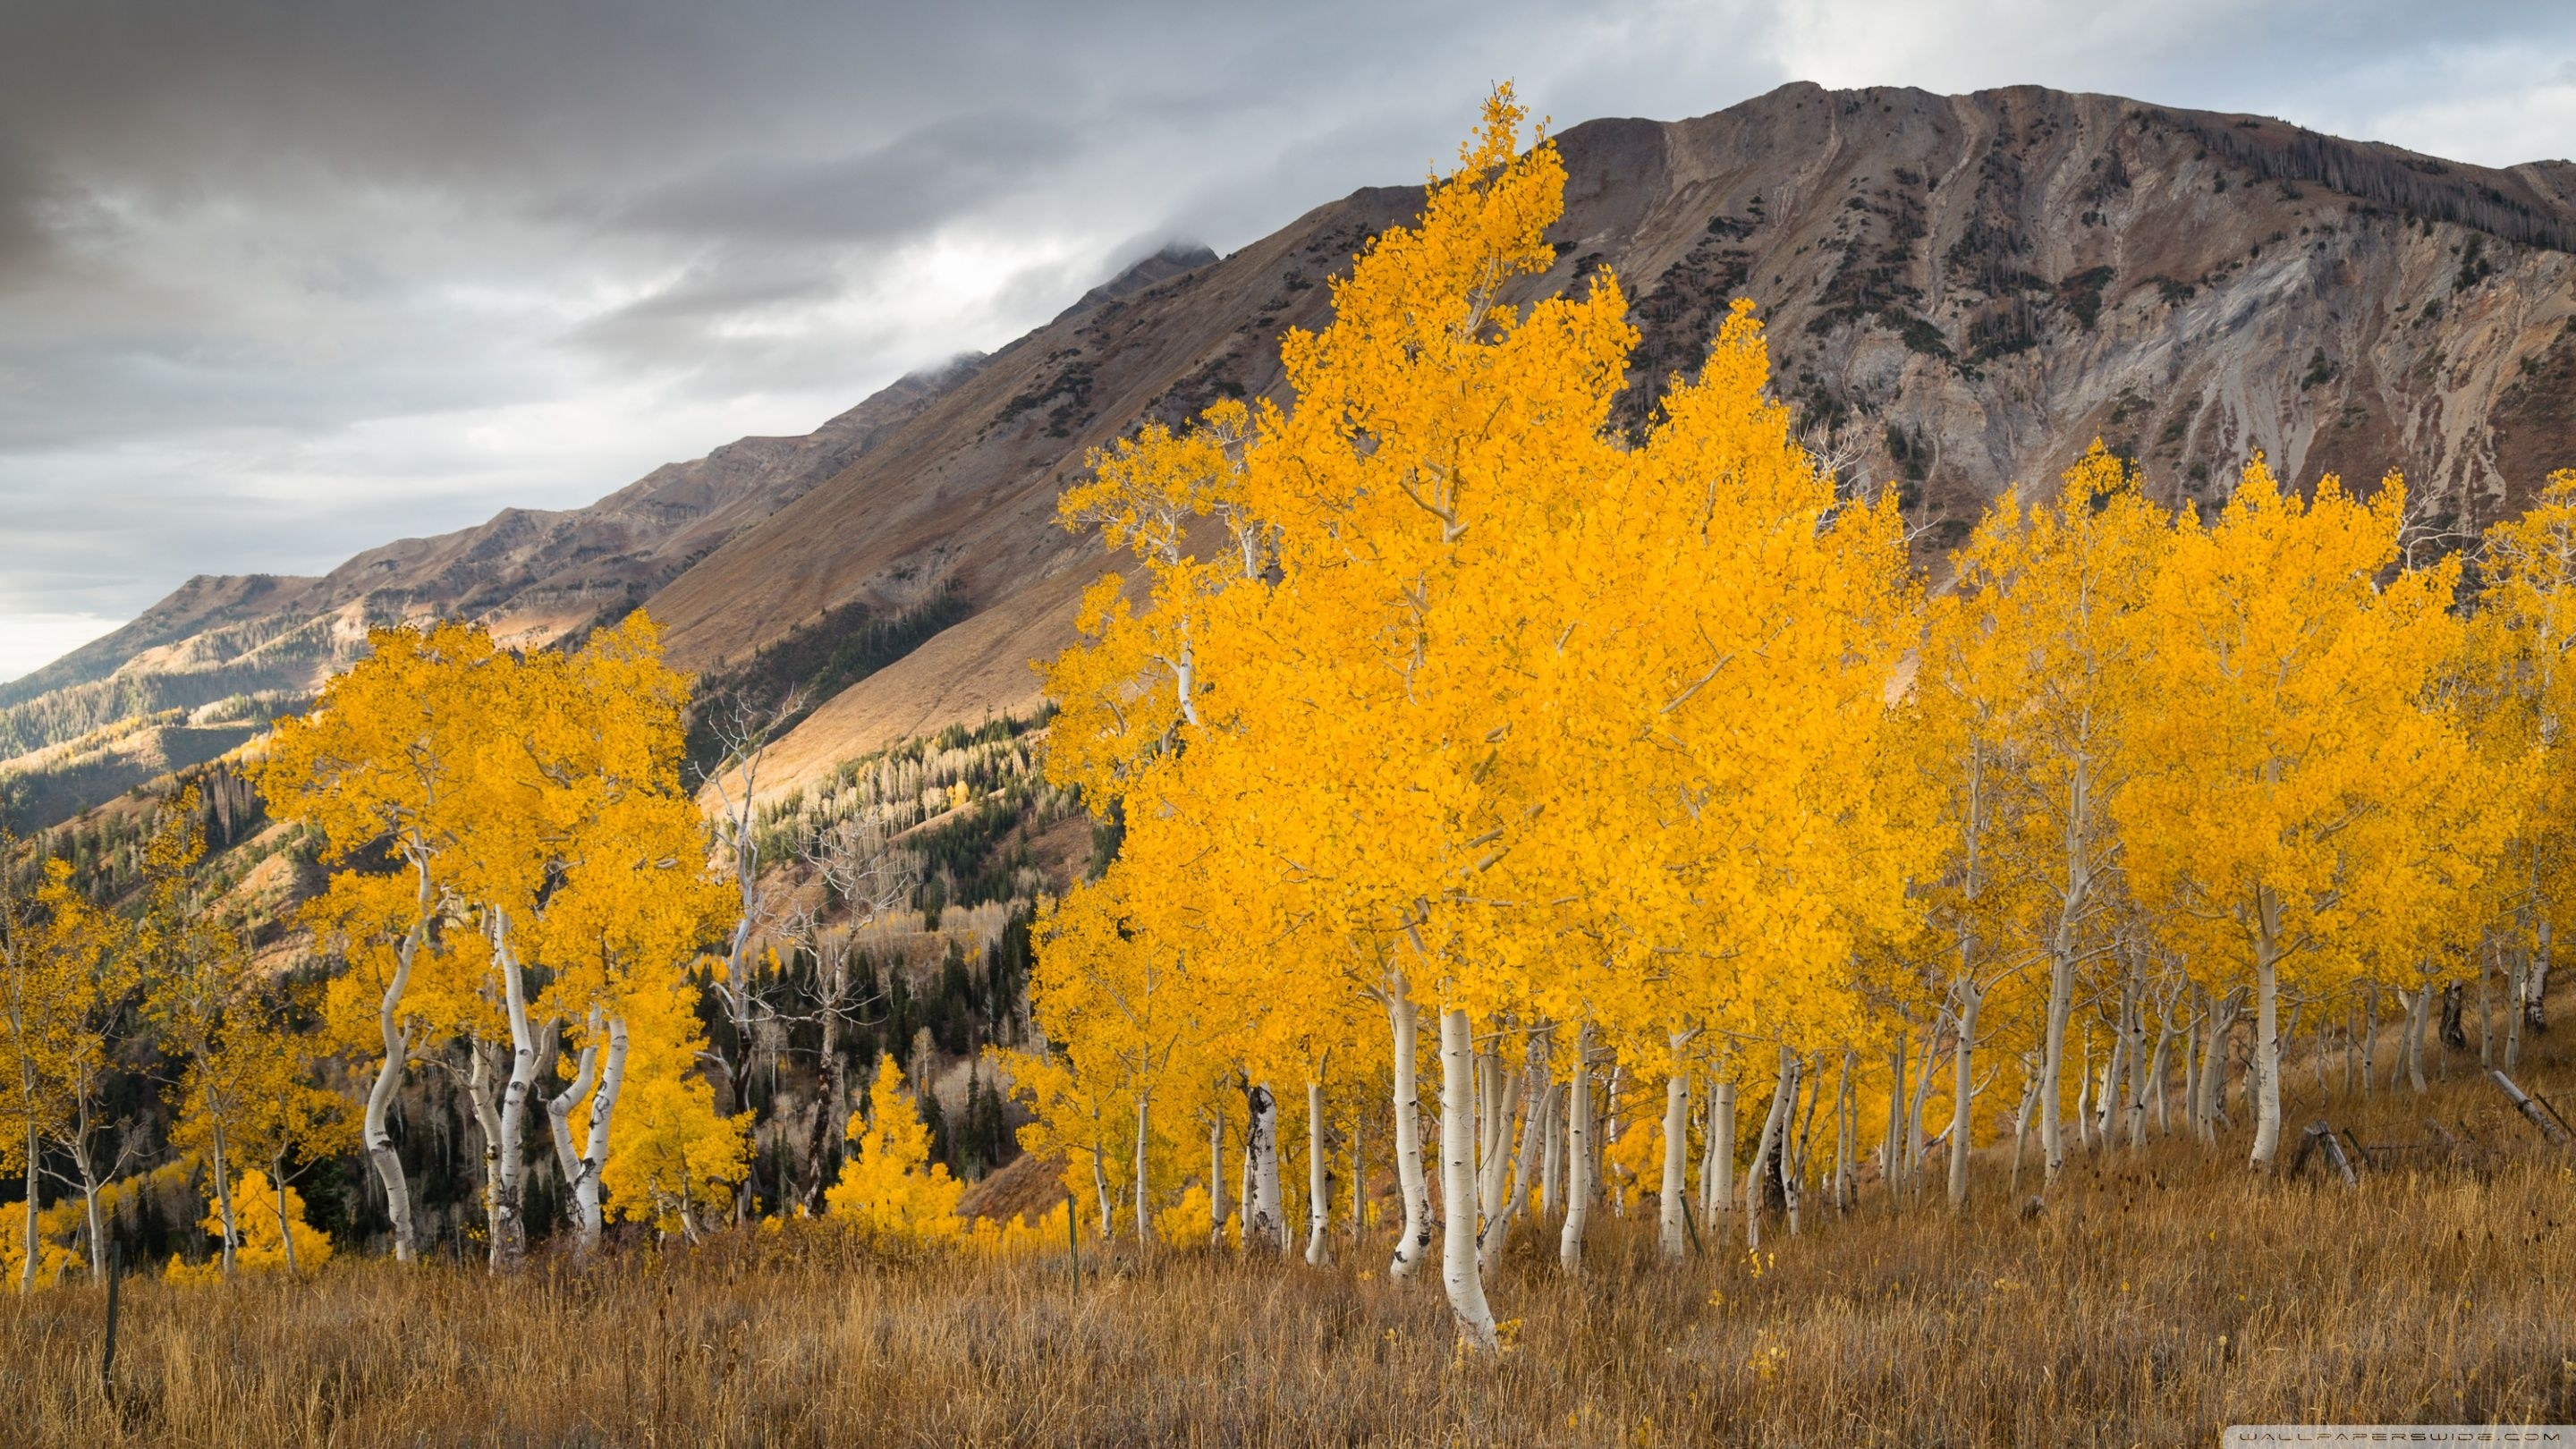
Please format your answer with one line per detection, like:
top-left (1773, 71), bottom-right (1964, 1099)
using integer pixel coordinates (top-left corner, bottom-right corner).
top-left (9, 80), bottom-right (2573, 828)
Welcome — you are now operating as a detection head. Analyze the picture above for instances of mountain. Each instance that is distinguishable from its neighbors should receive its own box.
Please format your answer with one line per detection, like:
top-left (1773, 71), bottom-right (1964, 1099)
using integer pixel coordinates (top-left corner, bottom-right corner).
top-left (10, 81), bottom-right (2576, 830)
top-left (0, 354), bottom-right (983, 826)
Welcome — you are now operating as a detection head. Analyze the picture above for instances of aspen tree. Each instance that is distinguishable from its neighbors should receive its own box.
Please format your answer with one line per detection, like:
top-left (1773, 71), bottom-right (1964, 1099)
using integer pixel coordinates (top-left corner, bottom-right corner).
top-left (266, 623), bottom-right (504, 1262)
top-left (2469, 470), bottom-right (2576, 1042)
top-left (0, 843), bottom-right (136, 1287)
top-left (141, 792), bottom-right (267, 1279)
top-left (2125, 461), bottom-right (2508, 1168)
top-left (1920, 444), bottom-right (2166, 1193)
top-left (826, 1056), bottom-right (964, 1242)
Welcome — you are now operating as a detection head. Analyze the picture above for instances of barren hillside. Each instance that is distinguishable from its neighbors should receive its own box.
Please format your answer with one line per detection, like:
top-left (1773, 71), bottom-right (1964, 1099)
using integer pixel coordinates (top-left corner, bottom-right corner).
top-left (11, 80), bottom-right (2575, 826)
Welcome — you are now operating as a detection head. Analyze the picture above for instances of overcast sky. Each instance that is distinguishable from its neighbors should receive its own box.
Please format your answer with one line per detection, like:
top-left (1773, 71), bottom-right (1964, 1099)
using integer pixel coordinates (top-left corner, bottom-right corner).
top-left (4, 0), bottom-right (2572, 682)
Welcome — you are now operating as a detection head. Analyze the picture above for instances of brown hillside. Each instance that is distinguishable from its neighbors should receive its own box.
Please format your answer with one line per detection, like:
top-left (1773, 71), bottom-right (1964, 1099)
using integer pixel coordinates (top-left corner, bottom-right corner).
top-left (648, 82), bottom-right (2576, 801)
top-left (13, 81), bottom-right (2576, 826)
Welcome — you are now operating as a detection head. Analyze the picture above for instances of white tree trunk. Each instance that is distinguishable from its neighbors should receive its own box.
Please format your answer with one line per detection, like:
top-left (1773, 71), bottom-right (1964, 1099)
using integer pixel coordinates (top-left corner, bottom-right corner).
top-left (1600, 1064), bottom-right (1623, 1217)
top-left (1436, 1007), bottom-right (1497, 1351)
top-left (1241, 1081), bottom-right (1284, 1253)
top-left (467, 1046), bottom-right (506, 1260)
top-left (1880, 1036), bottom-right (1902, 1193)
top-left (490, 911), bottom-right (544, 1266)
top-left (1208, 1112), bottom-right (1230, 1247)
top-left (1132, 1091), bottom-right (1152, 1247)
top-left (1902, 1023), bottom-right (1938, 1195)
top-left (572, 1015), bottom-right (629, 1260)
top-left (1386, 984), bottom-right (1432, 1279)
top-left (18, 1117), bottom-right (36, 1292)
top-left (1657, 1060), bottom-right (1690, 1258)
top-left (2009, 1063), bottom-right (2037, 1191)
top-left (1348, 1096), bottom-right (1366, 1241)
top-left (366, 908), bottom-right (428, 1264)
top-left (1479, 1072), bottom-right (1548, 1274)
top-left (208, 1118), bottom-right (239, 1280)
top-left (1703, 1076), bottom-right (1734, 1235)
top-left (2250, 932), bottom-right (2284, 1169)
top-left (2527, 916), bottom-right (2553, 1037)
top-left (2362, 985), bottom-right (2380, 1094)
top-left (547, 1030), bottom-right (599, 1216)
top-left (1745, 1050), bottom-right (1795, 1251)
top-left (2038, 942), bottom-right (2076, 1183)
top-left (274, 1154), bottom-right (298, 1275)
top-left (1304, 1080), bottom-right (1331, 1265)
top-left (1539, 1090), bottom-right (1561, 1223)
top-left (1947, 983), bottom-right (1982, 1210)
top-left (2405, 985), bottom-right (2430, 1092)
top-left (1557, 1024), bottom-right (1593, 1275)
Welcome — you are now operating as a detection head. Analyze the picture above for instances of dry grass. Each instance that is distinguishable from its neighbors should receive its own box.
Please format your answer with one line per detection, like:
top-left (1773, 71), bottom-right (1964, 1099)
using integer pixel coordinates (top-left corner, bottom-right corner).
top-left (4, 1069), bottom-right (2572, 1447)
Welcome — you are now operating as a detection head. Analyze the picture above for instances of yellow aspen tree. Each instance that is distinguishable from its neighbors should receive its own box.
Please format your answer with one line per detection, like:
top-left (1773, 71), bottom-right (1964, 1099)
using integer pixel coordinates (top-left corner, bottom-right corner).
top-left (825, 1055), bottom-right (964, 1244)
top-left (0, 840), bottom-right (43, 1293)
top-left (163, 1168), bottom-right (332, 1284)
top-left (264, 622), bottom-right (505, 1262)
top-left (2470, 469), bottom-right (2576, 1049)
top-left (1919, 443), bottom-right (2168, 1195)
top-left (2124, 459), bottom-right (2511, 1169)
top-left (0, 840), bottom-right (135, 1288)
top-left (141, 790), bottom-right (272, 1279)
top-left (220, 989), bottom-right (349, 1277)
top-left (535, 785), bottom-right (736, 1257)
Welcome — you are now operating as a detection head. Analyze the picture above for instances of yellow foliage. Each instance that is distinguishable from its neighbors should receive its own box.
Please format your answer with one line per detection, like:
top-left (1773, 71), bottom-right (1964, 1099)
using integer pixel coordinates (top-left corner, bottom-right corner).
top-left (164, 1167), bottom-right (333, 1284)
top-left (1156, 1182), bottom-right (1215, 1249)
top-left (825, 1055), bottom-right (964, 1244)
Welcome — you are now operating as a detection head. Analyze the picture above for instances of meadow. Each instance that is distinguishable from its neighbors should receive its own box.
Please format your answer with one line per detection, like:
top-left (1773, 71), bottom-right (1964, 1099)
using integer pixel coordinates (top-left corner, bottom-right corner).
top-left (4, 1058), bottom-right (2568, 1449)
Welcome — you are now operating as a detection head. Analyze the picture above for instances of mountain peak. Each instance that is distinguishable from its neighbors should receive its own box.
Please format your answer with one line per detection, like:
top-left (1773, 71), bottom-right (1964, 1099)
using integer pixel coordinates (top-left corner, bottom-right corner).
top-left (1056, 242), bottom-right (1220, 323)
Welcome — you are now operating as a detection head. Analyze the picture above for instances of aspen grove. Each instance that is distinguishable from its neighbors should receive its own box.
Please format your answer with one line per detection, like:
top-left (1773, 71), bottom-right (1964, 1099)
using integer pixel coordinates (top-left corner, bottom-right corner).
top-left (0, 92), bottom-right (2567, 1363)
top-left (1014, 91), bottom-right (2562, 1350)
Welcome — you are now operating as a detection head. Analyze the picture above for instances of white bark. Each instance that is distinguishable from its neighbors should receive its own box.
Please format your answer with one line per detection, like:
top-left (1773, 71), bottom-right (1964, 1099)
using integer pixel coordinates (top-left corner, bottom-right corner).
top-left (1883, 1035), bottom-right (1907, 1195)
top-left (17, 1119), bottom-right (35, 1292)
top-left (208, 1118), bottom-right (238, 1279)
top-left (1208, 1112), bottom-right (1229, 1248)
top-left (1241, 1081), bottom-right (1284, 1253)
top-left (1902, 1021), bottom-right (1939, 1194)
top-left (1744, 1050), bottom-right (1795, 1251)
top-left (1347, 1095), bottom-right (1365, 1241)
top-left (1479, 1072), bottom-right (1549, 1275)
top-left (2249, 892), bottom-right (2285, 1170)
top-left (1947, 982), bottom-right (1982, 1210)
top-left (572, 1015), bottom-right (629, 1259)
top-left (1601, 1064), bottom-right (1623, 1217)
top-left (1436, 1008), bottom-right (1496, 1351)
top-left (1538, 1090), bottom-right (1561, 1223)
top-left (365, 901), bottom-right (428, 1264)
top-left (1132, 1092), bottom-right (1152, 1247)
top-left (1304, 1080), bottom-right (1331, 1265)
top-left (489, 909), bottom-right (544, 1266)
top-left (1386, 983), bottom-right (1432, 1279)
top-left (1557, 1024), bottom-right (1593, 1275)
top-left (547, 1028), bottom-right (599, 1208)
top-left (274, 1154), bottom-right (299, 1275)
top-left (1702, 1077), bottom-right (1734, 1235)
top-left (467, 1045), bottom-right (505, 1258)
top-left (2362, 985), bottom-right (2379, 1094)
top-left (1657, 1051), bottom-right (1691, 1259)
top-left (2527, 916), bottom-right (2554, 1038)
top-left (2405, 985), bottom-right (2430, 1092)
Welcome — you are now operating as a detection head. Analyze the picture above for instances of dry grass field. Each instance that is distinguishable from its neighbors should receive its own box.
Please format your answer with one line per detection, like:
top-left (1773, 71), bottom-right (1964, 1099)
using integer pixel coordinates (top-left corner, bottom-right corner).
top-left (4, 1058), bottom-right (2572, 1448)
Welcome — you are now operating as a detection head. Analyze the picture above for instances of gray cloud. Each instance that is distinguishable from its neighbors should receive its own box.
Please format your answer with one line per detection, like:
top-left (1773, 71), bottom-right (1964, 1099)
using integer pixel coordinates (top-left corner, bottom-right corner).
top-left (2, 0), bottom-right (2572, 682)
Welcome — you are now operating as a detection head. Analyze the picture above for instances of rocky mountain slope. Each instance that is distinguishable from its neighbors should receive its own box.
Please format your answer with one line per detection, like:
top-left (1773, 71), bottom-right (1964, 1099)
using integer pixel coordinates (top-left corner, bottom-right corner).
top-left (0, 356), bottom-right (982, 825)
top-left (11, 80), bottom-right (2575, 829)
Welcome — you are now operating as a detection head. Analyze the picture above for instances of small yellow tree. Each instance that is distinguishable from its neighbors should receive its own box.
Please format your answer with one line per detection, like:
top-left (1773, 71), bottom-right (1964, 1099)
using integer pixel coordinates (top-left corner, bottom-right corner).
top-left (824, 1055), bottom-right (962, 1244)
top-left (164, 1167), bottom-right (332, 1284)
